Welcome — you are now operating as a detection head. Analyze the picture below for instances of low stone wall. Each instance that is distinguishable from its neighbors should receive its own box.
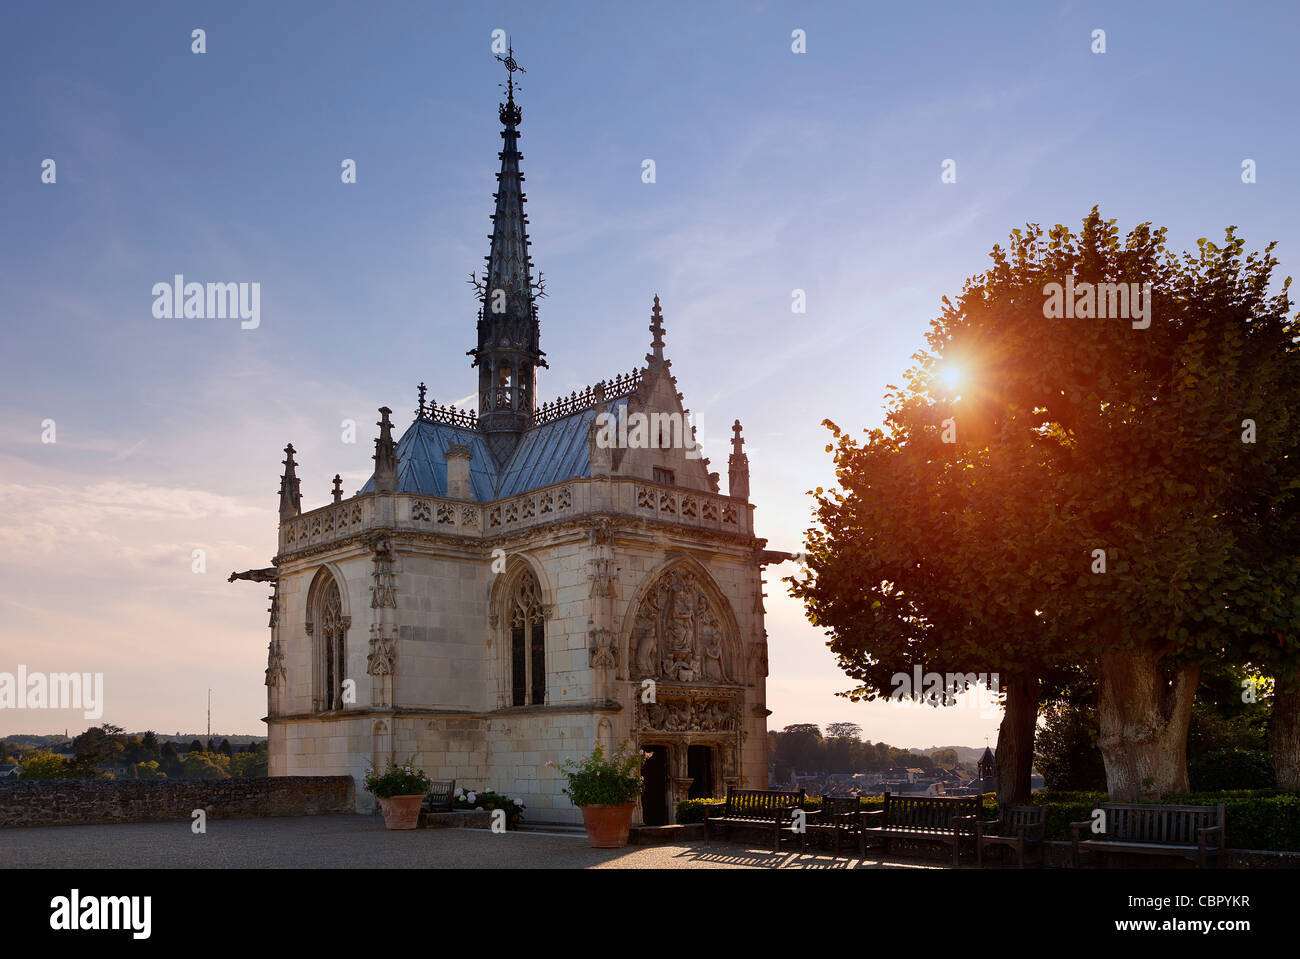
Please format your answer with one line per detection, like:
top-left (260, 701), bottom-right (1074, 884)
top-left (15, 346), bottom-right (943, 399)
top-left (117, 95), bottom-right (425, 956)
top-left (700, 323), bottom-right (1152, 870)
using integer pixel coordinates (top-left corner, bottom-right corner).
top-left (0, 777), bottom-right (355, 828)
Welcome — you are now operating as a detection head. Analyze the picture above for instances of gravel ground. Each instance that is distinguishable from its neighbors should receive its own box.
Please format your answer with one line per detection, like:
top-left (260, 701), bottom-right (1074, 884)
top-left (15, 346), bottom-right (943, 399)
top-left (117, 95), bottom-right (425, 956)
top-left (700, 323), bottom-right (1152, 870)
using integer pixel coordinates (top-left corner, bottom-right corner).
top-left (1, 815), bottom-right (943, 869)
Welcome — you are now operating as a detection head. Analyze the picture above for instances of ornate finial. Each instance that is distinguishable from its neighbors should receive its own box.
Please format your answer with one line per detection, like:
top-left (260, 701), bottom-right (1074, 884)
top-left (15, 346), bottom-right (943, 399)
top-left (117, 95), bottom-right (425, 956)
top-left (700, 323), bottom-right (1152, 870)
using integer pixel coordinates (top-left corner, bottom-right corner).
top-left (373, 408), bottom-right (398, 494)
top-left (278, 444), bottom-right (302, 521)
top-left (417, 382), bottom-right (427, 418)
top-left (332, 474), bottom-right (343, 503)
top-left (728, 420), bottom-right (750, 500)
top-left (647, 295), bottom-right (666, 366)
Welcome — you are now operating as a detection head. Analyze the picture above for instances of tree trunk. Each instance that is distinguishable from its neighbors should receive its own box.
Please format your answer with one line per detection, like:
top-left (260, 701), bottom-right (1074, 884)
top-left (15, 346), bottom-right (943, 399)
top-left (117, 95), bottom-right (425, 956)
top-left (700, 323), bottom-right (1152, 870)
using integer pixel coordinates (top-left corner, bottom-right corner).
top-left (1097, 647), bottom-right (1199, 800)
top-left (995, 673), bottom-right (1040, 805)
top-left (1270, 672), bottom-right (1300, 791)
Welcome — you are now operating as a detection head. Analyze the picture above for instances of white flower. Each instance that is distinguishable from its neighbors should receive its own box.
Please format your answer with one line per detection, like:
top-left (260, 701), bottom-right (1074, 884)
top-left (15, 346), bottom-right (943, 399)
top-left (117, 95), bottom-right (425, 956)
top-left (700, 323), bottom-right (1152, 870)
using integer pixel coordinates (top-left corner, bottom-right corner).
top-left (514, 798), bottom-right (523, 806)
top-left (454, 787), bottom-right (463, 797)
top-left (467, 792), bottom-right (477, 802)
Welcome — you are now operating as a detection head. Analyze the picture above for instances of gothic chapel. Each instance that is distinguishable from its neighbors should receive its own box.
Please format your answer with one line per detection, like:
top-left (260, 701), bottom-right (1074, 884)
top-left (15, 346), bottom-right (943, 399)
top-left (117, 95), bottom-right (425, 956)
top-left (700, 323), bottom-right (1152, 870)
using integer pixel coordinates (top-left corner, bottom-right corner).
top-left (233, 56), bottom-right (780, 825)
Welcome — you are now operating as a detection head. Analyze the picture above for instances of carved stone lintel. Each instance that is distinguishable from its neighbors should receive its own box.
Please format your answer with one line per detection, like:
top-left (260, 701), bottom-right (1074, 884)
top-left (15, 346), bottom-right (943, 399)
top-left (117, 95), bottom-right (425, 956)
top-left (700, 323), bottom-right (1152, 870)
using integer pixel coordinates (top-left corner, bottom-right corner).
top-left (636, 693), bottom-right (739, 733)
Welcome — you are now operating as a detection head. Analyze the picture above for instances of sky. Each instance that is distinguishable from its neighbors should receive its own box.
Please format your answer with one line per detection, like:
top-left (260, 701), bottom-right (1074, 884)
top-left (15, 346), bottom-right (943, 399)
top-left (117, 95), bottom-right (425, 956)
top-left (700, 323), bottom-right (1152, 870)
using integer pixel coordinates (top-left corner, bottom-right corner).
top-left (1, 1), bottom-right (1297, 746)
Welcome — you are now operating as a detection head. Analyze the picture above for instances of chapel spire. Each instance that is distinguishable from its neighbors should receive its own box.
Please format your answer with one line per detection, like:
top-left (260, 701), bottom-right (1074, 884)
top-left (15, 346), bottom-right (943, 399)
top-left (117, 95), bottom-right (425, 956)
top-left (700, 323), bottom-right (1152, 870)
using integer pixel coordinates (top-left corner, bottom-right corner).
top-left (470, 42), bottom-right (547, 464)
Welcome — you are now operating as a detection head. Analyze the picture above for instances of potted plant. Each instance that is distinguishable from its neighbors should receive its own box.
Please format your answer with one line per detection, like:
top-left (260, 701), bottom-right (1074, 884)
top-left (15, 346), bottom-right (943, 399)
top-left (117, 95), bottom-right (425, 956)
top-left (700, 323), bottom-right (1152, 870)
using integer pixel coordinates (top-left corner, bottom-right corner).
top-left (550, 742), bottom-right (647, 848)
top-left (363, 758), bottom-right (431, 830)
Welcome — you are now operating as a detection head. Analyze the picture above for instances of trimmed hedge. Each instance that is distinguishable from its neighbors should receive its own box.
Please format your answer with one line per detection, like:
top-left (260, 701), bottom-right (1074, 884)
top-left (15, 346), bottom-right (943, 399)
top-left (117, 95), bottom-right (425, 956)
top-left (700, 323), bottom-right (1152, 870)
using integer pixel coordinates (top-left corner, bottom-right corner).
top-left (675, 790), bottom-right (1300, 851)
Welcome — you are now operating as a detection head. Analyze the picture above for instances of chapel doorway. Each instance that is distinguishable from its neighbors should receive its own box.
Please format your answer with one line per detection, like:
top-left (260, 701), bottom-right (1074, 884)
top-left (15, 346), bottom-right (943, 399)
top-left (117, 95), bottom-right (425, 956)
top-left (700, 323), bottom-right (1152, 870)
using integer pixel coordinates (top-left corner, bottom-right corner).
top-left (641, 745), bottom-right (669, 826)
top-left (687, 745), bottom-right (713, 799)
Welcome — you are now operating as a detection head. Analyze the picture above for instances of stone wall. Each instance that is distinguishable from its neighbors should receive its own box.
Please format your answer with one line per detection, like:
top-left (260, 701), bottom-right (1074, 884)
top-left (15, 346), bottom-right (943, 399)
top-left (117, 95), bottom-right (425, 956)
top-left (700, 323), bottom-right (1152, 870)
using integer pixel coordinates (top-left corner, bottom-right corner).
top-left (0, 776), bottom-right (355, 828)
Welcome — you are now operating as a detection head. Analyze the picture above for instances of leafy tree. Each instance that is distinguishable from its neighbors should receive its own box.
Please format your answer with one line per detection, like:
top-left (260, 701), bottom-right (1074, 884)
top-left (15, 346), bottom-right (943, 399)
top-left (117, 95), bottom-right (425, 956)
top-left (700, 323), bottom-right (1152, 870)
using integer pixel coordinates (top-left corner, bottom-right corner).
top-left (19, 750), bottom-right (69, 780)
top-left (231, 750), bottom-right (268, 778)
top-left (218, 738), bottom-right (233, 757)
top-left (931, 748), bottom-right (960, 769)
top-left (793, 210), bottom-right (1300, 801)
top-left (1035, 702), bottom-right (1107, 791)
top-left (71, 723), bottom-right (125, 775)
top-left (159, 741), bottom-right (182, 778)
top-left (775, 725), bottom-right (823, 772)
top-left (188, 739), bottom-right (203, 754)
top-left (181, 751), bottom-right (229, 779)
top-left (134, 760), bottom-right (166, 780)
top-left (826, 722), bottom-right (862, 741)
top-left (140, 730), bottom-right (160, 755)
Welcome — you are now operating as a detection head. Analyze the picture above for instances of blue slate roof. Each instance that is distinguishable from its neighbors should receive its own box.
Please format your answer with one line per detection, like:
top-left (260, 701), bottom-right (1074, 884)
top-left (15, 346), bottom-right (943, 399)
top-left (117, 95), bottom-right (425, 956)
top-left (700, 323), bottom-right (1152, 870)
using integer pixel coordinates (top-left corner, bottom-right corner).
top-left (359, 396), bottom-right (628, 502)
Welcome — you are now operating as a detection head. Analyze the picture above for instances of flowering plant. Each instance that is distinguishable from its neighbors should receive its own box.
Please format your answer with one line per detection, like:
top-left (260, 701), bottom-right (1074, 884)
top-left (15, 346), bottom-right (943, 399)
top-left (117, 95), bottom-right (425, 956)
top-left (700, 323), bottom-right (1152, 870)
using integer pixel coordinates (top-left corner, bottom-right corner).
top-left (363, 757), bottom-right (432, 799)
top-left (550, 742), bottom-right (646, 807)
top-left (451, 786), bottom-right (526, 829)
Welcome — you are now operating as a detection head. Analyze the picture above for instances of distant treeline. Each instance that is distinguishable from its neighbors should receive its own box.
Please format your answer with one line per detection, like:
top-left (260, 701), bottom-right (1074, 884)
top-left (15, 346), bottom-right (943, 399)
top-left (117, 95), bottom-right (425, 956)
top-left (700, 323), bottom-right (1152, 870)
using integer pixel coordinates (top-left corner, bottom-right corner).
top-left (2, 724), bottom-right (268, 780)
top-left (769, 723), bottom-right (968, 776)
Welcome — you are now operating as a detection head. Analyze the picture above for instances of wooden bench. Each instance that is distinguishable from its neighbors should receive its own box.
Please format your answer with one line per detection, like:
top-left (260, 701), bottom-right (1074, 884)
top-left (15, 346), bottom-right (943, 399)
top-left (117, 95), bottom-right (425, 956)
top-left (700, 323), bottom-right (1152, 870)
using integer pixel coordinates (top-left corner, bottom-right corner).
top-left (807, 794), bottom-right (866, 857)
top-left (862, 792), bottom-right (980, 866)
top-left (421, 780), bottom-right (457, 814)
top-left (1071, 803), bottom-right (1225, 868)
top-left (704, 787), bottom-right (808, 853)
top-left (972, 805), bottom-right (1045, 868)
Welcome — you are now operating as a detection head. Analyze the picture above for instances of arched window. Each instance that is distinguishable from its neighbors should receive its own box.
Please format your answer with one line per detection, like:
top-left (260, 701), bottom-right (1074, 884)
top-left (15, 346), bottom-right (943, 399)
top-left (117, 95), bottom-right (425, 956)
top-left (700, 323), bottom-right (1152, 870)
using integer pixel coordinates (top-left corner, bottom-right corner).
top-left (316, 578), bottom-right (346, 711)
top-left (510, 570), bottom-right (546, 706)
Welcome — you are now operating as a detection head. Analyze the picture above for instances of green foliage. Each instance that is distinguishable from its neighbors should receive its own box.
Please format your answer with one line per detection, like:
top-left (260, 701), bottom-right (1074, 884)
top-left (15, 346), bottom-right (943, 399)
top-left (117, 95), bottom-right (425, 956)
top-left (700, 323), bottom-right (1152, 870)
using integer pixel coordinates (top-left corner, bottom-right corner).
top-left (363, 757), bottom-right (431, 798)
top-left (1035, 702), bottom-right (1108, 791)
top-left (229, 750), bottom-right (268, 778)
top-left (70, 723), bottom-right (125, 775)
top-left (1190, 749), bottom-right (1275, 791)
top-left (19, 749), bottom-right (69, 780)
top-left (930, 748), bottom-right (960, 769)
top-left (1028, 790), bottom-right (1300, 852)
top-left (134, 760), bottom-right (166, 780)
top-left (180, 751), bottom-right (229, 779)
top-left (551, 742), bottom-right (645, 807)
top-left (451, 787), bottom-right (526, 829)
top-left (1037, 664), bottom-right (1275, 792)
top-left (770, 726), bottom-right (936, 775)
top-left (789, 208), bottom-right (1300, 797)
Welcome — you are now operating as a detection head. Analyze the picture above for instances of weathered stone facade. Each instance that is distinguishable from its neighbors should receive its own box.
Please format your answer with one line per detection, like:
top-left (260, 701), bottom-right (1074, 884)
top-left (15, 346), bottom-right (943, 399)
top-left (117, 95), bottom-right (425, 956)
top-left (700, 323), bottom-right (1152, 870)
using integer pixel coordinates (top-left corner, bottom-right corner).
top-left (236, 58), bottom-right (776, 825)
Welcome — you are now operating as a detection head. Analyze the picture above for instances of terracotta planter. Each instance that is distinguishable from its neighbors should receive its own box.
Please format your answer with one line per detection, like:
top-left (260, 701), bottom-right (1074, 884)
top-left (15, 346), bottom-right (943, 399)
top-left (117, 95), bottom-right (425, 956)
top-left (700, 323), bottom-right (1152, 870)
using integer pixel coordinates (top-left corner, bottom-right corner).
top-left (378, 794), bottom-right (424, 830)
top-left (580, 802), bottom-right (637, 848)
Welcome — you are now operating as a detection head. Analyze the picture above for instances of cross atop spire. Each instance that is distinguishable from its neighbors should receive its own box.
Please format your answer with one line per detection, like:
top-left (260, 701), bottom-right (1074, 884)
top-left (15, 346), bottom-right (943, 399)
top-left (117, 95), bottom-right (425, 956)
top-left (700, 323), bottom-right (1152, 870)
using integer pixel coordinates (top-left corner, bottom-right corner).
top-left (495, 41), bottom-right (526, 118)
